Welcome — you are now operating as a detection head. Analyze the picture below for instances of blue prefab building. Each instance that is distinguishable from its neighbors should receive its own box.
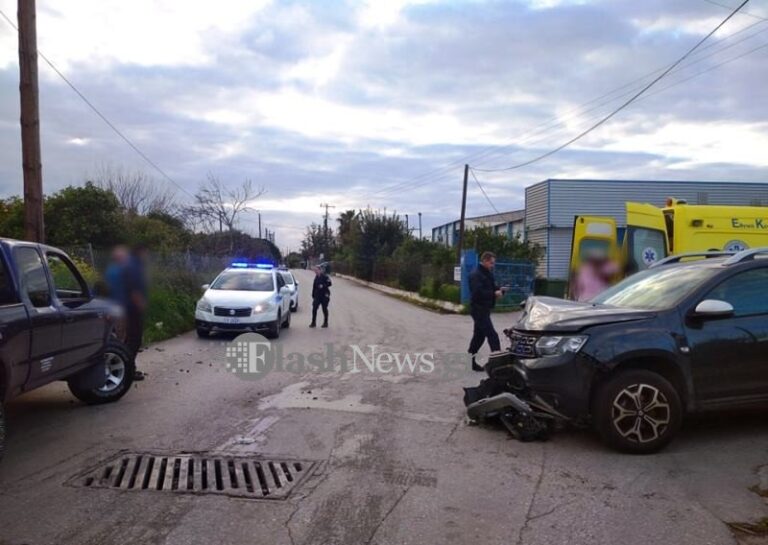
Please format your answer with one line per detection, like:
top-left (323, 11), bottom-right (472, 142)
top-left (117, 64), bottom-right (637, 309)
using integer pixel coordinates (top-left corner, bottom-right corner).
top-left (525, 179), bottom-right (768, 280)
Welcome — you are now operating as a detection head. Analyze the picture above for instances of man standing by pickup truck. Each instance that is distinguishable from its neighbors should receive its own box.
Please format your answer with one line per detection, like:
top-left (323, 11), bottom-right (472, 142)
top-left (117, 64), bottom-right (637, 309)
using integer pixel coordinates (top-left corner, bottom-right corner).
top-left (105, 245), bottom-right (146, 380)
top-left (467, 251), bottom-right (503, 372)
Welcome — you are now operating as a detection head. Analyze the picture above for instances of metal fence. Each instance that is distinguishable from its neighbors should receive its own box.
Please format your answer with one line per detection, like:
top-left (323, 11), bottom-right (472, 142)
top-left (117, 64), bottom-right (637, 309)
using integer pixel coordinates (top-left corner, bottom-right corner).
top-left (460, 249), bottom-right (535, 308)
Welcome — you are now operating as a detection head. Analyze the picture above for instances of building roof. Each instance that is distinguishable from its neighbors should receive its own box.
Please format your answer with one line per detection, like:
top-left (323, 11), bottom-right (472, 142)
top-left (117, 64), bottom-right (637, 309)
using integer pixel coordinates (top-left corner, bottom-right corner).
top-left (432, 209), bottom-right (525, 230)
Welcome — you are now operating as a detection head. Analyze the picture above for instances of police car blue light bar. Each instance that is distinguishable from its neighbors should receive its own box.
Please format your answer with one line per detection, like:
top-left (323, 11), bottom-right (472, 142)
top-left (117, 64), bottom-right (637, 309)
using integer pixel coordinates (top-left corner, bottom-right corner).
top-left (230, 261), bottom-right (274, 269)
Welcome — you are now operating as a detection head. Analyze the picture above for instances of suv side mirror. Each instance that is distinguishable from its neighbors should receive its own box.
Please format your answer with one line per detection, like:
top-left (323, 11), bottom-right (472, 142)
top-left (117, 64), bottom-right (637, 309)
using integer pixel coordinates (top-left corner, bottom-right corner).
top-left (201, 284), bottom-right (210, 290)
top-left (693, 299), bottom-right (734, 318)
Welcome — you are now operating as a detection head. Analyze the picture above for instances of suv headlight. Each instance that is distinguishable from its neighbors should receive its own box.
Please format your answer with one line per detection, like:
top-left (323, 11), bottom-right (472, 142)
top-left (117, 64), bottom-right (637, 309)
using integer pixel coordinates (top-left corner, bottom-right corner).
top-left (535, 335), bottom-right (588, 357)
top-left (253, 301), bottom-right (275, 313)
top-left (197, 299), bottom-right (212, 313)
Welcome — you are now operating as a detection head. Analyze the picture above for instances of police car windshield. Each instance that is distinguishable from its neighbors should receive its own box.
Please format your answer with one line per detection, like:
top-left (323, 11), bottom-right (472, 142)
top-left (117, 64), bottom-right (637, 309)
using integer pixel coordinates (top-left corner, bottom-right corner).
top-left (590, 265), bottom-right (718, 310)
top-left (211, 270), bottom-right (274, 291)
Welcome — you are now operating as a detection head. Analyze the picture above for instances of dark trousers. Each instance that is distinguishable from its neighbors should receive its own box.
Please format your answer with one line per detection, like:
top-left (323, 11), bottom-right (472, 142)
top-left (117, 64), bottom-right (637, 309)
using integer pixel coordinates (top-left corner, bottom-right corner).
top-left (468, 307), bottom-right (500, 354)
top-left (126, 309), bottom-right (144, 358)
top-left (311, 298), bottom-right (329, 325)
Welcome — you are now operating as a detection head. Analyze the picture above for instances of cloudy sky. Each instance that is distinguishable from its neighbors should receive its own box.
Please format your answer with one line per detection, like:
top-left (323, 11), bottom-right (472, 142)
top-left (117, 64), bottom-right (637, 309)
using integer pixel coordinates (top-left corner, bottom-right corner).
top-left (0, 0), bottom-right (766, 250)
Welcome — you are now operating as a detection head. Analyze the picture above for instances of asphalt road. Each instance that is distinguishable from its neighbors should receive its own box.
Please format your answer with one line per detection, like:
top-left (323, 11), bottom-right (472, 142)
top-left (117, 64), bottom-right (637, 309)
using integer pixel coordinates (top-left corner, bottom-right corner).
top-left (0, 270), bottom-right (766, 545)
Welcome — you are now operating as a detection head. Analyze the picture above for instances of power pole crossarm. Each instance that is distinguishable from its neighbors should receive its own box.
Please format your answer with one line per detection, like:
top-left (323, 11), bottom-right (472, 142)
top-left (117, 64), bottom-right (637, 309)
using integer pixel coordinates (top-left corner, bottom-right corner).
top-left (18, 0), bottom-right (44, 242)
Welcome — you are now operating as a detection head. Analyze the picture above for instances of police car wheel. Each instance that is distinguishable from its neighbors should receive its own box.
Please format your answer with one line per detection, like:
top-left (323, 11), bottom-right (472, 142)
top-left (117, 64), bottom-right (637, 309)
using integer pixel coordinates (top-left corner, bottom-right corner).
top-left (196, 328), bottom-right (210, 338)
top-left (283, 309), bottom-right (291, 328)
top-left (269, 312), bottom-right (281, 339)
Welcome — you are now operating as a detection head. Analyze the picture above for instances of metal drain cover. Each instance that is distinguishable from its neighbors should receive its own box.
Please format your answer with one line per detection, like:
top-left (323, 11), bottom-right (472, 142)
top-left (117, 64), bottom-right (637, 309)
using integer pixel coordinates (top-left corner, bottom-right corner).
top-left (67, 452), bottom-right (315, 500)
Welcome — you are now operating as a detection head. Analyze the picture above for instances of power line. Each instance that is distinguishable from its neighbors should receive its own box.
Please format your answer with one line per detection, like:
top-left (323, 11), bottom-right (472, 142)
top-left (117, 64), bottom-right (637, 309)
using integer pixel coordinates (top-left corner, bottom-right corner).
top-left (469, 168), bottom-right (499, 214)
top-left (392, 31), bottom-right (768, 196)
top-left (472, 0), bottom-right (752, 172)
top-left (702, 0), bottom-right (766, 20)
top-left (372, 0), bottom-right (760, 193)
top-left (0, 8), bottom-right (194, 198)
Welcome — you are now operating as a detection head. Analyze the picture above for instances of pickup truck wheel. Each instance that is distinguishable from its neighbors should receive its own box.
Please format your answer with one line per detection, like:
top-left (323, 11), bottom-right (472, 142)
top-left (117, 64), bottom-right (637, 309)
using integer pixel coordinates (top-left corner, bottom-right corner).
top-left (196, 327), bottom-right (210, 338)
top-left (0, 404), bottom-right (5, 462)
top-left (68, 340), bottom-right (136, 405)
top-left (594, 370), bottom-right (682, 454)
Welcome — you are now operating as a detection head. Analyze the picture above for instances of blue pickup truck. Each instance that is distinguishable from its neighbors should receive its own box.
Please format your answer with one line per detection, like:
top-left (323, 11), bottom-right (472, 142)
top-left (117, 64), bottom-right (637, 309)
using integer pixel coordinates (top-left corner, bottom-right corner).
top-left (0, 238), bottom-right (135, 459)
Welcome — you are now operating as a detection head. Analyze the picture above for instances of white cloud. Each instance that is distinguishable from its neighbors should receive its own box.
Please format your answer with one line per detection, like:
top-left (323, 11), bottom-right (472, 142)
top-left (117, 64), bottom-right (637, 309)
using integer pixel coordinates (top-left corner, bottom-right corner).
top-left (598, 120), bottom-right (768, 168)
top-left (0, 0), bottom-right (272, 70)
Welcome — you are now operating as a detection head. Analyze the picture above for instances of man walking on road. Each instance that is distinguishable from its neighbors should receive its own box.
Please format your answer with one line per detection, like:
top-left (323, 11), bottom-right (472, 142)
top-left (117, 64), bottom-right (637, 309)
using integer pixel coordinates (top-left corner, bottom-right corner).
top-left (468, 251), bottom-right (503, 372)
top-left (310, 265), bottom-right (332, 328)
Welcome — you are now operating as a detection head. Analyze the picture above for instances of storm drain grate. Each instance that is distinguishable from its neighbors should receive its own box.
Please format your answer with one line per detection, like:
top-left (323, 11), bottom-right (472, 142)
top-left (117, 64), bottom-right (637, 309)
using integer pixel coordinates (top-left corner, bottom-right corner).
top-left (68, 452), bottom-right (315, 500)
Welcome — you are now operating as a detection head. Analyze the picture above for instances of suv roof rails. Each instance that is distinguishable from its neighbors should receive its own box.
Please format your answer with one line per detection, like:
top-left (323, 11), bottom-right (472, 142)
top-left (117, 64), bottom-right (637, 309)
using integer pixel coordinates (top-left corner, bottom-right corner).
top-left (723, 247), bottom-right (768, 266)
top-left (649, 251), bottom-right (735, 268)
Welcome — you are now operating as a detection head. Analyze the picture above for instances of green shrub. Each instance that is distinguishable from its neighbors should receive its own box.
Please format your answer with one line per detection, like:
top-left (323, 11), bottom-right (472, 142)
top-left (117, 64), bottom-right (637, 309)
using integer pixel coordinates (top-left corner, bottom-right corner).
top-left (436, 284), bottom-right (460, 304)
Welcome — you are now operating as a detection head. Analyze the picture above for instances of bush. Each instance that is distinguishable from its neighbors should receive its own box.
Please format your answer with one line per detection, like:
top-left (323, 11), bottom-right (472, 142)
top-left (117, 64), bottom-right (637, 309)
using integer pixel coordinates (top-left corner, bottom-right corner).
top-left (144, 286), bottom-right (199, 344)
top-left (436, 284), bottom-right (460, 304)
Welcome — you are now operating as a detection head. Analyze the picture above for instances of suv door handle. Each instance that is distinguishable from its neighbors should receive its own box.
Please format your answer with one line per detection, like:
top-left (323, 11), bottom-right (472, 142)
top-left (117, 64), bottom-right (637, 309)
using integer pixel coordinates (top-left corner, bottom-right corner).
top-left (64, 314), bottom-right (75, 323)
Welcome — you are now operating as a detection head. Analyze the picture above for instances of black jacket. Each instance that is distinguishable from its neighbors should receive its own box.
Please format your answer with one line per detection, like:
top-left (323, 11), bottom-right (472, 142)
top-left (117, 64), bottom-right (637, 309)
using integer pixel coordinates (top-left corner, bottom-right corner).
top-left (469, 265), bottom-right (497, 311)
top-left (312, 274), bottom-right (332, 301)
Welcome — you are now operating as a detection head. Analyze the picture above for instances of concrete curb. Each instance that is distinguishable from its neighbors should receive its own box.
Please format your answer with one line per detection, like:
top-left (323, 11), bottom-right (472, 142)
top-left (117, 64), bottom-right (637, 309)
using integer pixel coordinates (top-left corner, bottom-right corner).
top-left (334, 273), bottom-right (464, 313)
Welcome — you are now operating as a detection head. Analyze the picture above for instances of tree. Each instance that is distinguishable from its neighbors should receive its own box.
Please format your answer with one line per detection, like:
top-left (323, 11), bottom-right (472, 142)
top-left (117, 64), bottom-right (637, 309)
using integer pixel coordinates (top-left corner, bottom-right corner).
top-left (92, 165), bottom-right (176, 216)
top-left (45, 182), bottom-right (124, 247)
top-left (462, 226), bottom-right (542, 263)
top-left (0, 197), bottom-right (24, 239)
top-left (186, 174), bottom-right (264, 233)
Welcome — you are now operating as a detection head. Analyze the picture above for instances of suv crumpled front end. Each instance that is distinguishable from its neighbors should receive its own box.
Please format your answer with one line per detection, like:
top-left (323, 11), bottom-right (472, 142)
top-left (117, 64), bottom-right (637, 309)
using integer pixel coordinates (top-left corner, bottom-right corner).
top-left (465, 296), bottom-right (658, 430)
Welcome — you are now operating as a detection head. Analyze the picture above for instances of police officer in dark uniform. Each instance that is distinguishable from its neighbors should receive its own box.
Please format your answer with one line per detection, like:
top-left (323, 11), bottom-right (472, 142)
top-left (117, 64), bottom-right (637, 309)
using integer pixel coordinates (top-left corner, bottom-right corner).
top-left (310, 265), bottom-right (332, 328)
top-left (468, 251), bottom-right (503, 371)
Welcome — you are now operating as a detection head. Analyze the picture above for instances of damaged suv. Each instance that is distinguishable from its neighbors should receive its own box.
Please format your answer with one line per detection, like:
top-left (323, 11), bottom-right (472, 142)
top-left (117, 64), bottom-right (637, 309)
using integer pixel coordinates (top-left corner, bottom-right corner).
top-left (471, 248), bottom-right (768, 454)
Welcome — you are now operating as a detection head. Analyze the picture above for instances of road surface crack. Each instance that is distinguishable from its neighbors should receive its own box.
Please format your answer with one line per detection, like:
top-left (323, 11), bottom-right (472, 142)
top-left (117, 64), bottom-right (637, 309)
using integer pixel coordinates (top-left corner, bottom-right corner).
top-left (365, 486), bottom-right (411, 545)
top-left (516, 444), bottom-right (548, 545)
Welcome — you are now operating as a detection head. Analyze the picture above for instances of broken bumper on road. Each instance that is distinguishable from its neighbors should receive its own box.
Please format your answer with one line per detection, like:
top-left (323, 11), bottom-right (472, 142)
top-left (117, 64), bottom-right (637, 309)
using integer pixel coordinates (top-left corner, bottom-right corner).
top-left (463, 351), bottom-right (571, 442)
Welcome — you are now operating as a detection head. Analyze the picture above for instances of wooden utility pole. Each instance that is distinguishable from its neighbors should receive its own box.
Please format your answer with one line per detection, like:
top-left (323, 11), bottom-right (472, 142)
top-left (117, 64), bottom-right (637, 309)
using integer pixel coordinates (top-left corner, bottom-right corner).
top-left (418, 212), bottom-right (422, 240)
top-left (18, 0), bottom-right (44, 242)
top-left (456, 164), bottom-right (469, 263)
top-left (320, 202), bottom-right (335, 256)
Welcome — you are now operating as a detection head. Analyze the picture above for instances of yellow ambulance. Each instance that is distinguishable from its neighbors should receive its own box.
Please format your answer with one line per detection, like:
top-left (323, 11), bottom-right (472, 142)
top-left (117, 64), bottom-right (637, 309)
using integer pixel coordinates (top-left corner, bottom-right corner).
top-left (569, 197), bottom-right (768, 280)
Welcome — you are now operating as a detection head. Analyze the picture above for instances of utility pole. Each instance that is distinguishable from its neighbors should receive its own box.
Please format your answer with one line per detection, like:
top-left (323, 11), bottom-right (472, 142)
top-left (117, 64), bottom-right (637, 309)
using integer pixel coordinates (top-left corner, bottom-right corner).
top-left (320, 202), bottom-right (335, 256)
top-left (418, 212), bottom-right (422, 240)
top-left (18, 0), bottom-right (44, 242)
top-left (258, 211), bottom-right (262, 239)
top-left (456, 164), bottom-right (469, 263)
top-left (405, 214), bottom-right (409, 235)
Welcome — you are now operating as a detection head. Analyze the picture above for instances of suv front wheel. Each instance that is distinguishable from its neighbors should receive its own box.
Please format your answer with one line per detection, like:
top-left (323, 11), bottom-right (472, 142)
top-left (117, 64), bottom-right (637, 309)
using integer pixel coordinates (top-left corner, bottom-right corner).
top-left (593, 369), bottom-right (682, 454)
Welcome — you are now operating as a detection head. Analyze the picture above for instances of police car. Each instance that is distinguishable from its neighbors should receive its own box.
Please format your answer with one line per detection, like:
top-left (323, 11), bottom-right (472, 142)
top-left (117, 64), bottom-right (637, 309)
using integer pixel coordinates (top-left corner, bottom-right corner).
top-left (278, 268), bottom-right (299, 312)
top-left (195, 262), bottom-right (292, 338)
